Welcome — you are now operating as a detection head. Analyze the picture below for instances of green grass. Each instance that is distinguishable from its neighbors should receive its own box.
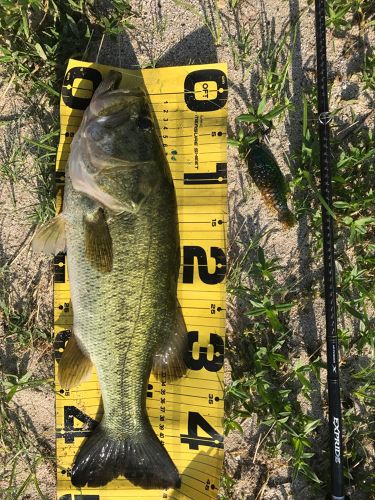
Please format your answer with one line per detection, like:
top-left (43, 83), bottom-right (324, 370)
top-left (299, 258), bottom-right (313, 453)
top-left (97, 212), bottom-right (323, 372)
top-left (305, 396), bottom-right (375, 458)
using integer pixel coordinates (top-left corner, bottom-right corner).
top-left (229, 20), bottom-right (255, 72)
top-left (227, 3), bottom-right (374, 497)
top-left (326, 0), bottom-right (375, 34)
top-left (172, 0), bottom-right (223, 46)
top-left (0, 371), bottom-right (54, 499)
top-left (225, 234), bottom-right (324, 488)
top-left (285, 85), bottom-right (374, 493)
top-left (26, 127), bottom-right (60, 225)
top-left (229, 20), bottom-right (296, 149)
top-left (0, 293), bottom-right (51, 348)
top-left (0, 0), bottom-right (134, 94)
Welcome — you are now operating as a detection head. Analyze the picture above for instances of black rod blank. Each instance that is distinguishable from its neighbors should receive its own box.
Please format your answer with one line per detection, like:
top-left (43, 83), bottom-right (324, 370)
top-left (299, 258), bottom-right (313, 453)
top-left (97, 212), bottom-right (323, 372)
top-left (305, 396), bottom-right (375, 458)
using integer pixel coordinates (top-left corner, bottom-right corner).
top-left (314, 0), bottom-right (345, 498)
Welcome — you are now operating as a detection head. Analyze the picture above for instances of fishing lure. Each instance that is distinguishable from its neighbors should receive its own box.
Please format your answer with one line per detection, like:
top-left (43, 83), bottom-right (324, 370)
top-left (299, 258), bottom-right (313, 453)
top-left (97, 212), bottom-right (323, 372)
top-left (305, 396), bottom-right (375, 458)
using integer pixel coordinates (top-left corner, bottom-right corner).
top-left (246, 142), bottom-right (295, 227)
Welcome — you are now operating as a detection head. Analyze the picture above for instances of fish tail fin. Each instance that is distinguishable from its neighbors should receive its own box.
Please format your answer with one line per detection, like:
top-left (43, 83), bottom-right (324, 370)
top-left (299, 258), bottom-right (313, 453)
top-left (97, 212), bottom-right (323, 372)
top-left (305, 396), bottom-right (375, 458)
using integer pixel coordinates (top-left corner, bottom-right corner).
top-left (71, 423), bottom-right (181, 489)
top-left (279, 208), bottom-right (296, 228)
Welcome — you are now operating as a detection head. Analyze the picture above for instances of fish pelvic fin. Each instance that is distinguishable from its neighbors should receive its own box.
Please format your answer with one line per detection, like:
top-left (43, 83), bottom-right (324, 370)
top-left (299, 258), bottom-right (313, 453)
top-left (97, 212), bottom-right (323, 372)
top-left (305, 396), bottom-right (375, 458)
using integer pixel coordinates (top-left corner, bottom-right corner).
top-left (71, 423), bottom-right (181, 489)
top-left (152, 303), bottom-right (188, 381)
top-left (32, 213), bottom-right (66, 255)
top-left (58, 330), bottom-right (93, 389)
top-left (84, 208), bottom-right (113, 273)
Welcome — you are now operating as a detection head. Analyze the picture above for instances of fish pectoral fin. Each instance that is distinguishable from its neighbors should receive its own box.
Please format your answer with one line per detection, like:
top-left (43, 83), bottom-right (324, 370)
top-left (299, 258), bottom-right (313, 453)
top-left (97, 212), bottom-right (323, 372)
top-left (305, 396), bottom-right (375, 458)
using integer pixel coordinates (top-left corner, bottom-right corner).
top-left (58, 331), bottom-right (93, 389)
top-left (84, 208), bottom-right (113, 273)
top-left (32, 213), bottom-right (66, 255)
top-left (152, 303), bottom-right (188, 381)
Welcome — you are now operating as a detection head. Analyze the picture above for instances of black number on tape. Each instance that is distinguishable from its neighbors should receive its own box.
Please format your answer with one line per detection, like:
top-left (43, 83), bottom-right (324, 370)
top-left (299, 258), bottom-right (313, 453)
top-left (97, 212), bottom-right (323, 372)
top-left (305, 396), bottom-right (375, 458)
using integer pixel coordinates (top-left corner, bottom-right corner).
top-left (185, 331), bottom-right (224, 372)
top-left (54, 253), bottom-right (66, 283)
top-left (183, 246), bottom-right (226, 284)
top-left (56, 406), bottom-right (98, 443)
top-left (60, 496), bottom-right (100, 500)
top-left (147, 384), bottom-right (153, 398)
top-left (180, 412), bottom-right (223, 450)
top-left (54, 329), bottom-right (71, 362)
top-left (55, 170), bottom-right (65, 185)
top-left (184, 162), bottom-right (227, 185)
top-left (62, 67), bottom-right (102, 110)
top-left (184, 69), bottom-right (228, 112)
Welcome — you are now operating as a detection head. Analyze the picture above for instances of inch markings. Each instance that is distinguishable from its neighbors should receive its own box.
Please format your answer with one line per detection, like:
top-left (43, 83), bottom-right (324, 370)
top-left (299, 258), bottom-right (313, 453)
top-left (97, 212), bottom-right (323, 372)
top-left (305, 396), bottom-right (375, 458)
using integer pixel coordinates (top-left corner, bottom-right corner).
top-left (55, 60), bottom-right (226, 500)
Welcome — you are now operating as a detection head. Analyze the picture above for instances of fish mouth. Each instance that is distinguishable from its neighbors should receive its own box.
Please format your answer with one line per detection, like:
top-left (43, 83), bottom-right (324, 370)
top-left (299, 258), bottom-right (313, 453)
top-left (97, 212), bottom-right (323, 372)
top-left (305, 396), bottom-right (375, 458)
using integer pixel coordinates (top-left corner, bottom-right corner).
top-left (91, 71), bottom-right (146, 121)
top-left (96, 70), bottom-right (123, 96)
top-left (95, 90), bottom-right (144, 123)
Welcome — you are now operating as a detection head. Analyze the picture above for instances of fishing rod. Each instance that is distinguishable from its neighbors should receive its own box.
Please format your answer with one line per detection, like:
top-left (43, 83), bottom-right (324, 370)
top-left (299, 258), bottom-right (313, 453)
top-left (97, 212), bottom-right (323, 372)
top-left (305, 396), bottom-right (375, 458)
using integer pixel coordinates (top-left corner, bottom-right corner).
top-left (314, 1), bottom-right (345, 499)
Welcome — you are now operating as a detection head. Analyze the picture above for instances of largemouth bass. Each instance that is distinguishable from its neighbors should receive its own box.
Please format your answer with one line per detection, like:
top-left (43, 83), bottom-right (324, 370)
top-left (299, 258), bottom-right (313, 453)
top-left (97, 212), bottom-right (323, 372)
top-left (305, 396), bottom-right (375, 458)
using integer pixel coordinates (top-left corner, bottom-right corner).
top-left (33, 71), bottom-right (187, 489)
top-left (246, 142), bottom-right (295, 227)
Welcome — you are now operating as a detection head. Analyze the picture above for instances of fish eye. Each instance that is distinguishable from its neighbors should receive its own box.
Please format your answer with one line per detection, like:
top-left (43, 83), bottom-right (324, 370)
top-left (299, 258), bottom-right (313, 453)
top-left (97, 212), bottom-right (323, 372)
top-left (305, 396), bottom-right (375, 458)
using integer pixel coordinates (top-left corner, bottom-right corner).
top-left (137, 116), bottom-right (153, 130)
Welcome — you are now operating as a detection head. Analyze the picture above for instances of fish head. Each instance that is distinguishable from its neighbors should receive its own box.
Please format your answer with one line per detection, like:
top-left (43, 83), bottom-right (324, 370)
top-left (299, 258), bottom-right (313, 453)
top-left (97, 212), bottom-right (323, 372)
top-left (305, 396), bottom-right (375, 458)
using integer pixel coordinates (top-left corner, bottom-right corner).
top-left (84, 70), bottom-right (156, 166)
top-left (69, 71), bottom-right (163, 214)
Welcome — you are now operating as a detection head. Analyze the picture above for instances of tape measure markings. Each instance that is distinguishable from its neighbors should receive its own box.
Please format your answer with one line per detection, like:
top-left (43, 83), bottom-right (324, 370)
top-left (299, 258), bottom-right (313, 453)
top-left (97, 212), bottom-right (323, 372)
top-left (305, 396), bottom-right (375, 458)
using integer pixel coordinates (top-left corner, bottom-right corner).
top-left (56, 379), bottom-right (225, 399)
top-left (57, 446), bottom-right (222, 463)
top-left (55, 60), bottom-right (226, 499)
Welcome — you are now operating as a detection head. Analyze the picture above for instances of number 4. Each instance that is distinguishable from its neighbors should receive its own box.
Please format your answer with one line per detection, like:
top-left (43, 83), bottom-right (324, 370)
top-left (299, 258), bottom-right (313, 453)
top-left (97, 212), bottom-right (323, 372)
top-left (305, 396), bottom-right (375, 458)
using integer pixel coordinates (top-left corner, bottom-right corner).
top-left (180, 412), bottom-right (223, 450)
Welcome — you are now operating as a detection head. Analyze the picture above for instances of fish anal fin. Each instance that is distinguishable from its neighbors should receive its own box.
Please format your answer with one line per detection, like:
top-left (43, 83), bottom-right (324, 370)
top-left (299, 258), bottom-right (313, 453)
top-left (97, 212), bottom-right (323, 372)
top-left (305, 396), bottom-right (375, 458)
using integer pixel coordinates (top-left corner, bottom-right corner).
top-left (32, 213), bottom-right (66, 255)
top-left (58, 331), bottom-right (93, 389)
top-left (152, 304), bottom-right (188, 381)
top-left (84, 208), bottom-right (113, 273)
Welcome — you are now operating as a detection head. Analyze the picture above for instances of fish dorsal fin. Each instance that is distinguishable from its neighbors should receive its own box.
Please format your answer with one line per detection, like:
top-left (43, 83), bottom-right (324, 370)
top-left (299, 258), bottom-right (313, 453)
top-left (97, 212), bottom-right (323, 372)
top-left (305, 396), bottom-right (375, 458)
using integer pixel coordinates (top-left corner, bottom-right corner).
top-left (58, 330), bottom-right (93, 389)
top-left (84, 208), bottom-right (113, 273)
top-left (32, 213), bottom-right (66, 255)
top-left (152, 303), bottom-right (188, 381)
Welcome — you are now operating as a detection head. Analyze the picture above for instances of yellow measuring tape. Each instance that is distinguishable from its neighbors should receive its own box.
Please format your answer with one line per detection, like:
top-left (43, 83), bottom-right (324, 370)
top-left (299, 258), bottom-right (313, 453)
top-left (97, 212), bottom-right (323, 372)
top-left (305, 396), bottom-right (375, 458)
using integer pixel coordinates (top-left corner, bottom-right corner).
top-left (53, 59), bottom-right (227, 500)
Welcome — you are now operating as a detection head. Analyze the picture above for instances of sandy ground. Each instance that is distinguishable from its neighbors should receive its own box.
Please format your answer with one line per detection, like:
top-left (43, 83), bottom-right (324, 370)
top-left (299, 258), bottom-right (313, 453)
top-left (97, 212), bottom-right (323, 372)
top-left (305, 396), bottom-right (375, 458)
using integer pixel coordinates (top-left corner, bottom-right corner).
top-left (0, 0), bottom-right (373, 499)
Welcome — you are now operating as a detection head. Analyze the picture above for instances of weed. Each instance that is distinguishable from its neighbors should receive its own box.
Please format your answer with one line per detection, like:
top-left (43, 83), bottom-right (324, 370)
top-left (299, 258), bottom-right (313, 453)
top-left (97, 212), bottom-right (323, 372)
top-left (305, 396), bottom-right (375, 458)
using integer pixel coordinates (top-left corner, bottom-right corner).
top-left (226, 235), bottom-right (324, 485)
top-left (283, 80), bottom-right (374, 489)
top-left (228, 0), bottom-right (241, 9)
top-left (229, 21), bottom-right (255, 72)
top-left (341, 362), bottom-right (375, 494)
top-left (0, 122), bottom-right (25, 206)
top-left (218, 472), bottom-right (235, 499)
top-left (234, 96), bottom-right (293, 146)
top-left (85, 0), bottom-right (135, 36)
top-left (0, 297), bottom-right (50, 348)
top-left (0, 0), bottom-right (134, 102)
top-left (3, 372), bottom-right (52, 403)
top-left (325, 0), bottom-right (375, 35)
top-left (362, 51), bottom-right (375, 92)
top-left (26, 127), bottom-right (59, 225)
top-left (230, 20), bottom-right (296, 149)
top-left (172, 0), bottom-right (223, 46)
top-left (0, 372), bottom-right (53, 499)
top-left (325, 0), bottom-right (352, 34)
top-left (258, 23), bottom-right (297, 102)
top-left (228, 4), bottom-right (374, 490)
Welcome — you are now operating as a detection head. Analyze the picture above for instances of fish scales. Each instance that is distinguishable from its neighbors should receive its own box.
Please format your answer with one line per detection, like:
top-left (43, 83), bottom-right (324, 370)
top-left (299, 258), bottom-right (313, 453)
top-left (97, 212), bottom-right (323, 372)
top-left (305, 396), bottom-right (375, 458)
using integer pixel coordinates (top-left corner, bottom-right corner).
top-left (64, 167), bottom-right (178, 434)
